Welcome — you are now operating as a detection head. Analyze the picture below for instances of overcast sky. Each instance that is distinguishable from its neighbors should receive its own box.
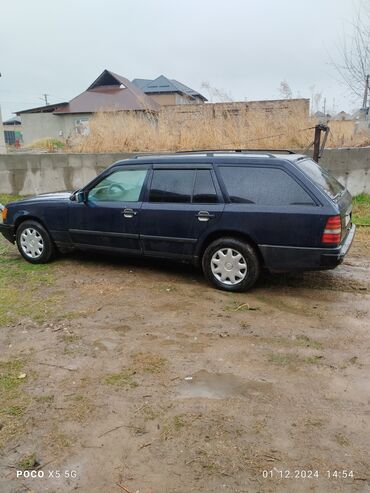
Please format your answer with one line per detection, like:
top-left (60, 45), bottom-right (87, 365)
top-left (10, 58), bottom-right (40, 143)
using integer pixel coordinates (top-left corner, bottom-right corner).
top-left (0, 0), bottom-right (364, 120)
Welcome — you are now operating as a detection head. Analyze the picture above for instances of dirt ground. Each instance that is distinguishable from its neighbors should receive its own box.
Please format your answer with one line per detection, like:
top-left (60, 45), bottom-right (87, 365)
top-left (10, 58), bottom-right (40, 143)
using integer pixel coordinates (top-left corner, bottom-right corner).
top-left (0, 229), bottom-right (369, 493)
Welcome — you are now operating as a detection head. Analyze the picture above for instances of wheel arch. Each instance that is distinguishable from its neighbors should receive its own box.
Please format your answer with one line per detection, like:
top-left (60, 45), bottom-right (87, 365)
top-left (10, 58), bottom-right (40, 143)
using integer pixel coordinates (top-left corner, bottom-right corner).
top-left (198, 230), bottom-right (265, 266)
top-left (14, 214), bottom-right (57, 263)
top-left (14, 214), bottom-right (49, 233)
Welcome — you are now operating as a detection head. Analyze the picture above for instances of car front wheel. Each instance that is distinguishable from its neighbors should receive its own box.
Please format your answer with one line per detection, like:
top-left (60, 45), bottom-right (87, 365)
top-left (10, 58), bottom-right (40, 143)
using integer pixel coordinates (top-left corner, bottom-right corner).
top-left (202, 237), bottom-right (260, 292)
top-left (16, 220), bottom-right (56, 264)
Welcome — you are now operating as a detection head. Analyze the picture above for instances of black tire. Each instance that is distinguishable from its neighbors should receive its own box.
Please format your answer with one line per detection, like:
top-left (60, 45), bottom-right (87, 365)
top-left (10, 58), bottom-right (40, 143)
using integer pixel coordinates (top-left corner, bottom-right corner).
top-left (16, 220), bottom-right (56, 264)
top-left (202, 237), bottom-right (260, 292)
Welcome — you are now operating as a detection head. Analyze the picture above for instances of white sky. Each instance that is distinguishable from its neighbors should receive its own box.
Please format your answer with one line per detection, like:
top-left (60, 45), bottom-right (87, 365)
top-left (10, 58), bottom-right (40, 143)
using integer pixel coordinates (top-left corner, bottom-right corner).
top-left (0, 0), bottom-right (364, 120)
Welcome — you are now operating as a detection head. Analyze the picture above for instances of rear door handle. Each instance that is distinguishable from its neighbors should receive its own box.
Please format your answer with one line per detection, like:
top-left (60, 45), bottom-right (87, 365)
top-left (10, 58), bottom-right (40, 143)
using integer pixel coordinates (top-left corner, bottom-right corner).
top-left (197, 211), bottom-right (215, 222)
top-left (122, 208), bottom-right (138, 218)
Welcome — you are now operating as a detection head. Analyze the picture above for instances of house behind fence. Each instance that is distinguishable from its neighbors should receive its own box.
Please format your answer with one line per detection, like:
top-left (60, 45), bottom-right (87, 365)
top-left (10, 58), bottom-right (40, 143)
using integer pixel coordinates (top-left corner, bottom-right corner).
top-left (12, 68), bottom-right (310, 146)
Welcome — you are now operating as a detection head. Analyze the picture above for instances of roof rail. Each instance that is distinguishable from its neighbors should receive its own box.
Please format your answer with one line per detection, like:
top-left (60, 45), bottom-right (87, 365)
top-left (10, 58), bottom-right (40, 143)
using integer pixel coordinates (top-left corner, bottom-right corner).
top-left (132, 150), bottom-right (275, 158)
top-left (131, 149), bottom-right (297, 160)
top-left (245, 149), bottom-right (296, 154)
top-left (174, 148), bottom-right (296, 155)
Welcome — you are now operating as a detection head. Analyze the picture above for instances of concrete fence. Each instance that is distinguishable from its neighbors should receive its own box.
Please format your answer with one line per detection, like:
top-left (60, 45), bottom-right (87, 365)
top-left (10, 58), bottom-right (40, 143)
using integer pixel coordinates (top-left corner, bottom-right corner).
top-left (0, 153), bottom-right (133, 196)
top-left (0, 148), bottom-right (369, 197)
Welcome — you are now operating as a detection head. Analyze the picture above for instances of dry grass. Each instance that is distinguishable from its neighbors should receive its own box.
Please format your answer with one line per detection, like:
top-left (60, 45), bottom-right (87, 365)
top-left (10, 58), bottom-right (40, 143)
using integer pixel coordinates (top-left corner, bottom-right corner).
top-left (132, 352), bottom-right (167, 374)
top-left (68, 108), bottom-right (370, 153)
top-left (354, 227), bottom-right (370, 257)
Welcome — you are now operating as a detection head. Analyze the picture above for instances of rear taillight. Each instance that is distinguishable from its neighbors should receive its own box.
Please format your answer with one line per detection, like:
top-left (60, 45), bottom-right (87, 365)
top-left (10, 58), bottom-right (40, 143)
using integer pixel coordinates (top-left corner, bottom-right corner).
top-left (322, 215), bottom-right (341, 244)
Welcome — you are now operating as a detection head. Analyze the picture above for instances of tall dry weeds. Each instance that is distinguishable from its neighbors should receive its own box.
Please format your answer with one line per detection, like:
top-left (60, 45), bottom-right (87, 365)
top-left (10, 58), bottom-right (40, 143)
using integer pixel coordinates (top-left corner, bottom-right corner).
top-left (68, 107), bottom-right (370, 153)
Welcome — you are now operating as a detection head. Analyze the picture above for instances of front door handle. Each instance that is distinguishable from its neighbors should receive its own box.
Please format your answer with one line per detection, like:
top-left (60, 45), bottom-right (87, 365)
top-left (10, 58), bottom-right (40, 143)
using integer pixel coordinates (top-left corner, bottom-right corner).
top-left (197, 211), bottom-right (215, 222)
top-left (122, 208), bottom-right (138, 218)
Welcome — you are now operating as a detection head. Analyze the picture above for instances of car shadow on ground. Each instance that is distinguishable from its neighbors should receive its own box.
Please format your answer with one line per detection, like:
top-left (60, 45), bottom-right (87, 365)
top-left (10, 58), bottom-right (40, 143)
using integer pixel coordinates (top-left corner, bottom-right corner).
top-left (56, 249), bottom-right (353, 293)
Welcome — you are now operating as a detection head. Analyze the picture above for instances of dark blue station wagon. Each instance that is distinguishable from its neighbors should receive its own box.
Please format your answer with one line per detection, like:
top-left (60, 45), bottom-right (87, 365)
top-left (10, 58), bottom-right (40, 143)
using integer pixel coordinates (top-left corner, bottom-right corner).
top-left (0, 151), bottom-right (356, 292)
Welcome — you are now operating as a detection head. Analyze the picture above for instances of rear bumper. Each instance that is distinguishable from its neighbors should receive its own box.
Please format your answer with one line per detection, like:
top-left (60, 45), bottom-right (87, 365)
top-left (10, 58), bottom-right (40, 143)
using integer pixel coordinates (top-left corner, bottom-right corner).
top-left (320, 224), bottom-right (356, 267)
top-left (260, 224), bottom-right (356, 272)
top-left (0, 223), bottom-right (15, 243)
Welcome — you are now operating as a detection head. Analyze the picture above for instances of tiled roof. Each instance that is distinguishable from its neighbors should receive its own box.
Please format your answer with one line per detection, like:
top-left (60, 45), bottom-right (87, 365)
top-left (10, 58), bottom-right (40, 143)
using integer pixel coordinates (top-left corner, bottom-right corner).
top-left (132, 75), bottom-right (207, 101)
top-left (54, 70), bottom-right (160, 114)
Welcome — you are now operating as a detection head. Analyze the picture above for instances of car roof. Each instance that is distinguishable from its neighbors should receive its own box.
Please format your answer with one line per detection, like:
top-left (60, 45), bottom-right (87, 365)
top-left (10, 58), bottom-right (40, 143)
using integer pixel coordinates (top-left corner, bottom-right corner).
top-left (111, 151), bottom-right (308, 168)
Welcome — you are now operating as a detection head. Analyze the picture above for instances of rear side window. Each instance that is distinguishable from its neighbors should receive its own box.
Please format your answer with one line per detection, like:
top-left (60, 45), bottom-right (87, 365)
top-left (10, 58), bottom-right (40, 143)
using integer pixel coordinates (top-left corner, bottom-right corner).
top-left (193, 170), bottom-right (218, 203)
top-left (149, 169), bottom-right (219, 203)
top-left (296, 159), bottom-right (344, 200)
top-left (149, 169), bottom-right (194, 203)
top-left (219, 166), bottom-right (314, 206)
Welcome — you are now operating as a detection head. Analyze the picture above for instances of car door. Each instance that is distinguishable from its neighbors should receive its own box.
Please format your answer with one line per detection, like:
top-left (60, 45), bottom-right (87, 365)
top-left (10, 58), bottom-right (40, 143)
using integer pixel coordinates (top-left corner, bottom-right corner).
top-left (68, 165), bottom-right (149, 253)
top-left (140, 165), bottom-right (224, 259)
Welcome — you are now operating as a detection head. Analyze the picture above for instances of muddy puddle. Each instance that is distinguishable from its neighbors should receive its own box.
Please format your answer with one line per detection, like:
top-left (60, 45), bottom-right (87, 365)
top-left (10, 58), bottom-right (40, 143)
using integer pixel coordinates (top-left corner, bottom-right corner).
top-left (176, 370), bottom-right (271, 399)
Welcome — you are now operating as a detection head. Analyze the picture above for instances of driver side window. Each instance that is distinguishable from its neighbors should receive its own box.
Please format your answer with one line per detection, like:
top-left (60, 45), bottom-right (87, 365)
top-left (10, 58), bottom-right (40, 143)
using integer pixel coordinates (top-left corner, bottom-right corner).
top-left (88, 169), bottom-right (148, 203)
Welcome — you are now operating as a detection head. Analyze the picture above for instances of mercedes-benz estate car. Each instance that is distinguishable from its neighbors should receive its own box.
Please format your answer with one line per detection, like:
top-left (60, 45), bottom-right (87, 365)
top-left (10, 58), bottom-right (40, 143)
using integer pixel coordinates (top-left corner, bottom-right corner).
top-left (0, 150), bottom-right (356, 292)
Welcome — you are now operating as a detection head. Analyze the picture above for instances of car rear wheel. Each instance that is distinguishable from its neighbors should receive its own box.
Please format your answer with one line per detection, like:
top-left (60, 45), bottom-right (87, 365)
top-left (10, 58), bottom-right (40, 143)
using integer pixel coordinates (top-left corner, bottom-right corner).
top-left (16, 220), bottom-right (56, 264)
top-left (202, 237), bottom-right (260, 292)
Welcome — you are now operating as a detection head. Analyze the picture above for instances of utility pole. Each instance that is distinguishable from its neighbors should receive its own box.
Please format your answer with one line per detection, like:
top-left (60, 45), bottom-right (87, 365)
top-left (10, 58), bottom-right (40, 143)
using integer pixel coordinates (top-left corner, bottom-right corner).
top-left (362, 75), bottom-right (369, 109)
top-left (0, 72), bottom-right (7, 154)
top-left (360, 75), bottom-right (369, 121)
top-left (41, 93), bottom-right (50, 105)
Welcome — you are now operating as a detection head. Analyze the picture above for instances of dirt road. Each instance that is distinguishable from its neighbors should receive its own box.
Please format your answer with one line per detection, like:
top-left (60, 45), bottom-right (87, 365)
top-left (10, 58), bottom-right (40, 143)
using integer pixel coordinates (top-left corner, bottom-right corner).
top-left (0, 230), bottom-right (369, 493)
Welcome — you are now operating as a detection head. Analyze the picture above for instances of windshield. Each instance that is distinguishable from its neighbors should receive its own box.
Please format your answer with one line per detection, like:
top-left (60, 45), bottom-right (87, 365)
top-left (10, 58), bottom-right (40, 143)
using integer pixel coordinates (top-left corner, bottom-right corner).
top-left (296, 159), bottom-right (345, 200)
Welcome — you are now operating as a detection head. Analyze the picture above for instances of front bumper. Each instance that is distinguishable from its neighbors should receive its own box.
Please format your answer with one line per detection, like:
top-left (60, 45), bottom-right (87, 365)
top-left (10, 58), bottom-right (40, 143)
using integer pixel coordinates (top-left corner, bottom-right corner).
top-left (0, 223), bottom-right (15, 243)
top-left (260, 224), bottom-right (356, 272)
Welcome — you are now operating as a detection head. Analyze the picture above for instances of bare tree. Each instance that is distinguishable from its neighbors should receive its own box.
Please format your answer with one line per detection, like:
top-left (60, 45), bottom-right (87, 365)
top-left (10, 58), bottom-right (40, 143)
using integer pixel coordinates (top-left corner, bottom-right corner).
top-left (314, 92), bottom-right (323, 114)
top-left (333, 2), bottom-right (370, 103)
top-left (201, 81), bottom-right (233, 102)
top-left (278, 80), bottom-right (293, 99)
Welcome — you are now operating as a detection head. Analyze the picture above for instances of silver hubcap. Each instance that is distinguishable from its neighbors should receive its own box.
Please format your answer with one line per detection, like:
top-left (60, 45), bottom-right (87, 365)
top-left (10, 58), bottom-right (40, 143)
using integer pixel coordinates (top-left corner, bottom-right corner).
top-left (211, 248), bottom-right (247, 285)
top-left (20, 228), bottom-right (44, 259)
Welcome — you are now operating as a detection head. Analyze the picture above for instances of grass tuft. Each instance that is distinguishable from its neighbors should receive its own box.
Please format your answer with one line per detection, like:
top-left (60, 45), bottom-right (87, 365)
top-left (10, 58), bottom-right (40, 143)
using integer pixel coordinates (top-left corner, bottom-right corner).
top-left (0, 359), bottom-right (30, 449)
top-left (335, 433), bottom-right (350, 447)
top-left (353, 193), bottom-right (370, 226)
top-left (132, 352), bottom-right (167, 374)
top-left (0, 405), bottom-right (25, 416)
top-left (104, 370), bottom-right (138, 388)
top-left (268, 351), bottom-right (324, 367)
top-left (28, 138), bottom-right (65, 152)
top-left (295, 335), bottom-right (323, 350)
top-left (0, 194), bottom-right (23, 205)
top-left (0, 359), bottom-right (25, 391)
top-left (161, 415), bottom-right (188, 439)
top-left (18, 453), bottom-right (38, 470)
top-left (0, 235), bottom-right (58, 325)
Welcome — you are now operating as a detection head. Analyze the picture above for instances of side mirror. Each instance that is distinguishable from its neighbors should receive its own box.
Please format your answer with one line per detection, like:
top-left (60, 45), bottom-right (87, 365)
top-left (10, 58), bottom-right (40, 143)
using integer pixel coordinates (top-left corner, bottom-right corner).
top-left (70, 190), bottom-right (87, 203)
top-left (76, 191), bottom-right (87, 203)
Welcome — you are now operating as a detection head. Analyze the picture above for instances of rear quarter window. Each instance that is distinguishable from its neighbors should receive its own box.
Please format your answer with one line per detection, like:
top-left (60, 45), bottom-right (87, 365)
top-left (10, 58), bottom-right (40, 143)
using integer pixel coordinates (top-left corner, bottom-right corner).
top-left (219, 166), bottom-right (314, 206)
top-left (193, 170), bottom-right (218, 203)
top-left (296, 159), bottom-right (345, 200)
